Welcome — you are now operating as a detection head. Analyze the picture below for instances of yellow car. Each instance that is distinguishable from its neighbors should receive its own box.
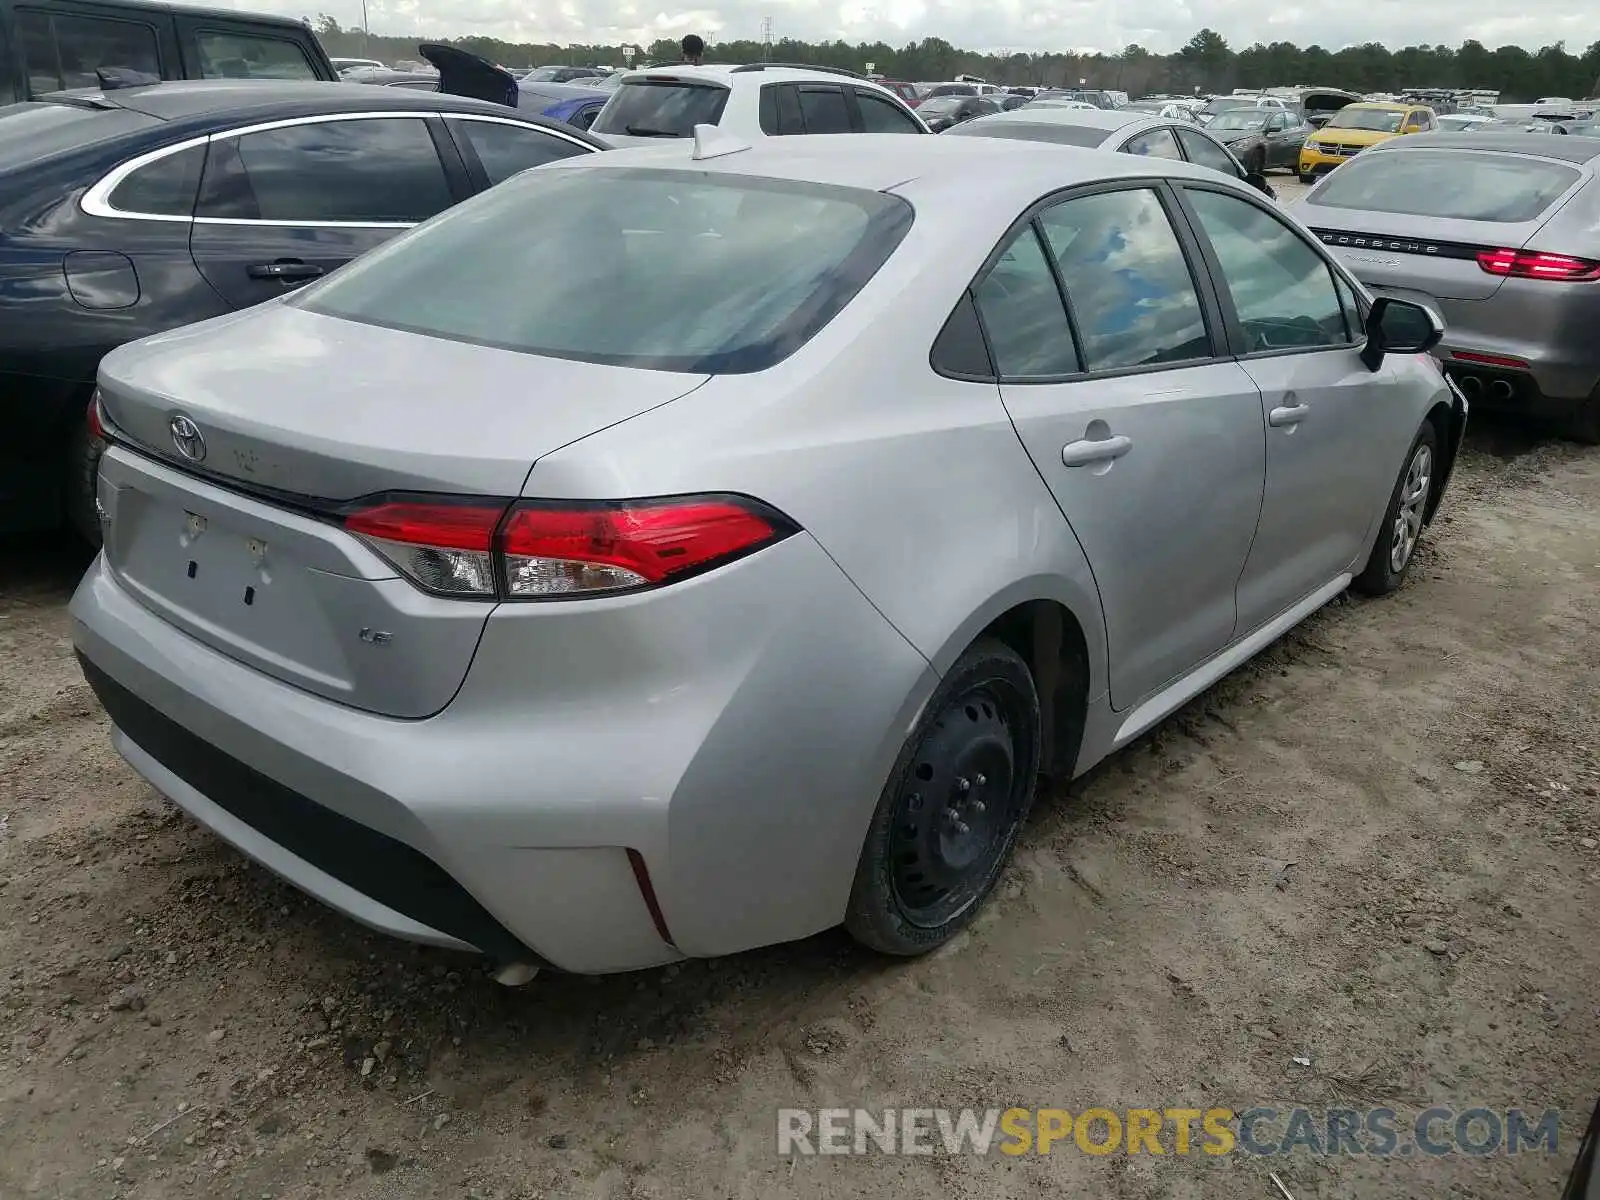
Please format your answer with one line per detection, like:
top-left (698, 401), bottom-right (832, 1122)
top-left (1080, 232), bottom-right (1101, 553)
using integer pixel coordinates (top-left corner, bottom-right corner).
top-left (1297, 103), bottom-right (1436, 182)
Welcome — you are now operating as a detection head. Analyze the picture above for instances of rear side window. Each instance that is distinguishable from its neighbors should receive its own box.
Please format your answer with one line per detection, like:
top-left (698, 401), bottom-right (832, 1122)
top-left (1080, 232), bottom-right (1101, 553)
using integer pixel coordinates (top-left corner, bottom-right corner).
top-left (758, 84), bottom-right (804, 135)
top-left (295, 168), bottom-right (913, 374)
top-left (449, 118), bottom-right (589, 185)
top-left (1037, 188), bottom-right (1211, 371)
top-left (1175, 128), bottom-right (1240, 179)
top-left (590, 81), bottom-right (729, 138)
top-left (1307, 150), bottom-right (1579, 222)
top-left (195, 31), bottom-right (316, 80)
top-left (16, 10), bottom-right (160, 92)
top-left (1122, 127), bottom-right (1182, 159)
top-left (198, 118), bottom-right (453, 223)
top-left (107, 143), bottom-right (206, 216)
top-left (797, 85), bottom-right (851, 134)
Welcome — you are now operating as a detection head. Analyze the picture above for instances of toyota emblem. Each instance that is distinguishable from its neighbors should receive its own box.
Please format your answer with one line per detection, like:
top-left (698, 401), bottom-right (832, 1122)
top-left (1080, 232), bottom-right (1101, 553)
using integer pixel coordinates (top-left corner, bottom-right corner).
top-left (169, 414), bottom-right (206, 462)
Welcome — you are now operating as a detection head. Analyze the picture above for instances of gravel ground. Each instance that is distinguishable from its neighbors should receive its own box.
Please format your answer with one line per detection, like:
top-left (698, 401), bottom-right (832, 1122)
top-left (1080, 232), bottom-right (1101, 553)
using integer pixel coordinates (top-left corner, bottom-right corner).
top-left (0, 414), bottom-right (1596, 1200)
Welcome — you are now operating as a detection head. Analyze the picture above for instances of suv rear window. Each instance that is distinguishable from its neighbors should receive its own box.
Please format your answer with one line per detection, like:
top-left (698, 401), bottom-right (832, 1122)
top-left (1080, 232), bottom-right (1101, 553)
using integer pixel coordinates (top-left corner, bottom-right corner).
top-left (296, 167), bottom-right (913, 374)
top-left (1307, 150), bottom-right (1580, 222)
top-left (590, 80), bottom-right (729, 138)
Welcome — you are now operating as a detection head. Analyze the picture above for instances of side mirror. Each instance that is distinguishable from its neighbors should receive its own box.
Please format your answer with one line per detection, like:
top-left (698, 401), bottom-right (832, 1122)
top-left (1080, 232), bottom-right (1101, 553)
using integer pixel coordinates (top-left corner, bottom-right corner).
top-left (1360, 295), bottom-right (1443, 371)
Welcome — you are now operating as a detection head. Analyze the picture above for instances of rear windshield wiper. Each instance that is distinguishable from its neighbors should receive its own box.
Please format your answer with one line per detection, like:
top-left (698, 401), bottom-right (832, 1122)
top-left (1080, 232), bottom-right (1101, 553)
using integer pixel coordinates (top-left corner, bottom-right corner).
top-left (623, 125), bottom-right (683, 137)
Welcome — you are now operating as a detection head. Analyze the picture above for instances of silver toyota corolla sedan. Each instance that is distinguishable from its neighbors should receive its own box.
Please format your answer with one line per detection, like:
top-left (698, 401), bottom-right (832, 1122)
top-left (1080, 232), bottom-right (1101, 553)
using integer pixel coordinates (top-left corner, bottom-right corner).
top-left (1296, 131), bottom-right (1600, 442)
top-left (71, 132), bottom-right (1464, 978)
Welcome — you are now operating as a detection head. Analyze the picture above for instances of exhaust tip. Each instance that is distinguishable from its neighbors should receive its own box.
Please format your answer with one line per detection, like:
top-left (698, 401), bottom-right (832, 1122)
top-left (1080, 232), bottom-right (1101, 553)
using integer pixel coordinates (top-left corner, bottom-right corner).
top-left (492, 962), bottom-right (541, 987)
top-left (1489, 378), bottom-right (1515, 401)
top-left (1457, 374), bottom-right (1483, 395)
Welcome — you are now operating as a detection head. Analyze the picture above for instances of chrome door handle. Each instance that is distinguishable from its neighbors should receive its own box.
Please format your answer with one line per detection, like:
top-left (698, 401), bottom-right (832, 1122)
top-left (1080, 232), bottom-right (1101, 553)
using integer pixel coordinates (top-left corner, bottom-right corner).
top-left (1268, 403), bottom-right (1310, 428)
top-left (1061, 434), bottom-right (1133, 467)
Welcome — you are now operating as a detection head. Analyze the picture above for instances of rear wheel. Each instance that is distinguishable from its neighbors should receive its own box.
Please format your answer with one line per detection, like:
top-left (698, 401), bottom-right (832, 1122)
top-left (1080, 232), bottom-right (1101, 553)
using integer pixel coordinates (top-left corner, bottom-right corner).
top-left (1297, 171), bottom-right (1315, 185)
top-left (65, 410), bottom-right (103, 550)
top-left (845, 638), bottom-right (1041, 956)
top-left (1353, 420), bottom-right (1438, 596)
top-left (1556, 394), bottom-right (1600, 445)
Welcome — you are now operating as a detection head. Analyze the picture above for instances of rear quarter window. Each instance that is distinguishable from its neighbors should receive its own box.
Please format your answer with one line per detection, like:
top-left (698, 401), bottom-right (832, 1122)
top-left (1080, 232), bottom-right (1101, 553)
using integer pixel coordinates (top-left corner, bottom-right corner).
top-left (1307, 150), bottom-right (1580, 222)
top-left (591, 80), bottom-right (729, 138)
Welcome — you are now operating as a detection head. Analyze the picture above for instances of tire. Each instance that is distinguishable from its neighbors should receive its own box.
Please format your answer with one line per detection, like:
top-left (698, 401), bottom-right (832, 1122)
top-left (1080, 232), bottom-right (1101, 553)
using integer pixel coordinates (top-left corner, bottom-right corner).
top-left (1250, 150), bottom-right (1267, 176)
top-left (65, 410), bottom-right (104, 550)
top-left (1352, 420), bottom-right (1439, 597)
top-left (1298, 171), bottom-right (1315, 185)
top-left (1556, 395), bottom-right (1600, 445)
top-left (845, 638), bottom-right (1042, 956)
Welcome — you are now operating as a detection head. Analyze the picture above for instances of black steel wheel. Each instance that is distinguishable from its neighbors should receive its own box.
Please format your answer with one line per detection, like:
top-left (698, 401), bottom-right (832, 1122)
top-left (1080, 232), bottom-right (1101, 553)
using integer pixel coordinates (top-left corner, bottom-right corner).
top-left (846, 638), bottom-right (1041, 955)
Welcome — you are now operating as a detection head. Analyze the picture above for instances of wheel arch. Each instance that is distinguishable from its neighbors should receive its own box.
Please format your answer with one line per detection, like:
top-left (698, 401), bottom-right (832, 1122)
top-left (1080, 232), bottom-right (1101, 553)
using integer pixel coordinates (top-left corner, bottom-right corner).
top-left (926, 582), bottom-right (1103, 781)
top-left (1422, 394), bottom-right (1464, 524)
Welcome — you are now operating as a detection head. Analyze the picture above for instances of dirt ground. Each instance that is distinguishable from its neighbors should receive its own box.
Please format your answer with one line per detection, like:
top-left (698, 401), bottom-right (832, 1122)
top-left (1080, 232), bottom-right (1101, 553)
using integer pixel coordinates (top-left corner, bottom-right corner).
top-left (1, 415), bottom-right (1596, 1200)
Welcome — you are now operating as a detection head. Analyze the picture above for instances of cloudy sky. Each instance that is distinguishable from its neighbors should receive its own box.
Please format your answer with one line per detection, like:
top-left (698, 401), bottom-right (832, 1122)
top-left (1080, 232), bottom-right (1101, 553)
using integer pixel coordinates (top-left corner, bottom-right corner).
top-left (216, 0), bottom-right (1600, 55)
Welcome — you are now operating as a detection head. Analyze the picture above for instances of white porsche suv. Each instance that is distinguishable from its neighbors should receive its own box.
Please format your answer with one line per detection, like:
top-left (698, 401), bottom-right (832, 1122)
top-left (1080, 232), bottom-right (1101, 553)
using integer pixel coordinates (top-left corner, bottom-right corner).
top-left (591, 62), bottom-right (930, 147)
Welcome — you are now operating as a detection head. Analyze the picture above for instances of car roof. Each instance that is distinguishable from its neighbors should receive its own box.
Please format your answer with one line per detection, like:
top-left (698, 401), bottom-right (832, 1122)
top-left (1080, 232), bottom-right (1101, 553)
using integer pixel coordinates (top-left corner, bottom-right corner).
top-left (1349, 101), bottom-right (1410, 111)
top-left (616, 63), bottom-right (880, 89)
top-left (37, 0), bottom-right (309, 27)
top-left (44, 79), bottom-right (538, 122)
top-left (1366, 130), bottom-right (1600, 164)
top-left (559, 130), bottom-right (1233, 203)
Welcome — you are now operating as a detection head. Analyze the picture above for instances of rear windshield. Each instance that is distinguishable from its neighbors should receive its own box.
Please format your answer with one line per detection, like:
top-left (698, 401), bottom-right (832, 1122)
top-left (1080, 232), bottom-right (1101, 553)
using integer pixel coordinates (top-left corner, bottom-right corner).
top-left (1307, 150), bottom-right (1580, 222)
top-left (946, 119), bottom-right (1108, 147)
top-left (296, 167), bottom-right (913, 374)
top-left (590, 80), bottom-right (729, 138)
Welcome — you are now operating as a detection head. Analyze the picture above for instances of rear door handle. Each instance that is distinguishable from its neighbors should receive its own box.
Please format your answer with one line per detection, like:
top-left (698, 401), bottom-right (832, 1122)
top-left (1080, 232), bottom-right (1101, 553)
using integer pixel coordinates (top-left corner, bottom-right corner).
top-left (247, 260), bottom-right (323, 282)
top-left (1268, 403), bottom-right (1310, 428)
top-left (1061, 434), bottom-right (1133, 467)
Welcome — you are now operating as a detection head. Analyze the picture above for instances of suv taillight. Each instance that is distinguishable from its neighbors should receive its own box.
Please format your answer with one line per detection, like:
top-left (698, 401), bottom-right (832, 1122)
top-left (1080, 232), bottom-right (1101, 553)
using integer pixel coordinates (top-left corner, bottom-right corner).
top-left (87, 389), bottom-right (107, 441)
top-left (1476, 248), bottom-right (1600, 281)
top-left (343, 495), bottom-right (793, 600)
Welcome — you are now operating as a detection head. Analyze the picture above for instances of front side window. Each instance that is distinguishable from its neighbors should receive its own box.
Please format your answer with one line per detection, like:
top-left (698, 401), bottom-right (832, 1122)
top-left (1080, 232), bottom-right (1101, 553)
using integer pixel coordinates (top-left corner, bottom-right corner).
top-left (972, 226), bottom-right (1081, 378)
top-left (591, 81), bottom-right (729, 138)
top-left (107, 143), bottom-right (206, 216)
top-left (1175, 128), bottom-right (1241, 179)
top-left (1122, 127), bottom-right (1182, 159)
top-left (796, 85), bottom-right (851, 134)
top-left (855, 90), bottom-right (921, 133)
top-left (450, 118), bottom-right (588, 184)
top-left (1185, 188), bottom-right (1349, 352)
top-left (195, 31), bottom-right (315, 80)
top-left (1036, 187), bottom-right (1210, 372)
top-left (199, 118), bottom-right (453, 223)
top-left (296, 168), bottom-right (912, 374)
top-left (17, 10), bottom-right (160, 92)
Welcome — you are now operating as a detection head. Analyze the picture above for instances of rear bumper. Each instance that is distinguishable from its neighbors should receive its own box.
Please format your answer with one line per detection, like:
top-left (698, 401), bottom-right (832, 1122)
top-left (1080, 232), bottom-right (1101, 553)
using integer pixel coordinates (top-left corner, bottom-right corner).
top-left (71, 533), bottom-right (934, 973)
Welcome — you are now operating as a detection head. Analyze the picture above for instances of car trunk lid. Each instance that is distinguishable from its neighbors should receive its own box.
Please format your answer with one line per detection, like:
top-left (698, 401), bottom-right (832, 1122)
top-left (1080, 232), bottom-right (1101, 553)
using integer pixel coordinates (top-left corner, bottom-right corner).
top-left (1306, 208), bottom-right (1565, 301)
top-left (94, 302), bottom-right (709, 717)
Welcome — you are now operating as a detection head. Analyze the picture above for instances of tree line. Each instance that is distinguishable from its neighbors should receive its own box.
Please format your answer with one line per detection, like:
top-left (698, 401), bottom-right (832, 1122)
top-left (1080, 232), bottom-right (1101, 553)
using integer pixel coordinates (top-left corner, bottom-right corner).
top-left (312, 17), bottom-right (1600, 104)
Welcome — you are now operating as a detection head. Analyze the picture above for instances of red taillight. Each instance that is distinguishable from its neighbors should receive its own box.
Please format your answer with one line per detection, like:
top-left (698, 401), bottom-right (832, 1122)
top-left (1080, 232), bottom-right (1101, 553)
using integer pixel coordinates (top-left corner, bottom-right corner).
top-left (342, 495), bottom-right (790, 600)
top-left (1476, 248), bottom-right (1600, 282)
top-left (87, 390), bottom-right (106, 441)
top-left (498, 497), bottom-right (786, 597)
top-left (1452, 349), bottom-right (1529, 370)
top-left (344, 500), bottom-right (507, 598)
